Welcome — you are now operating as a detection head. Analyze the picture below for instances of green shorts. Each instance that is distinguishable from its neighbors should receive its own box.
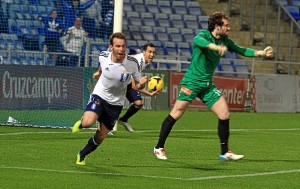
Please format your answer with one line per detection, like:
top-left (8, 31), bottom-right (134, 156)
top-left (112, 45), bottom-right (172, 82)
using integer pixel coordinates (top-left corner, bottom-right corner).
top-left (177, 81), bottom-right (222, 109)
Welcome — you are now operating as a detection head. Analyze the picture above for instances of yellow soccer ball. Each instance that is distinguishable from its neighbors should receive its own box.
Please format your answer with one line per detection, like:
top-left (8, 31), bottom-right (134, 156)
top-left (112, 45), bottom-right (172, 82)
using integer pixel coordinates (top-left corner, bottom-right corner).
top-left (147, 76), bottom-right (164, 91)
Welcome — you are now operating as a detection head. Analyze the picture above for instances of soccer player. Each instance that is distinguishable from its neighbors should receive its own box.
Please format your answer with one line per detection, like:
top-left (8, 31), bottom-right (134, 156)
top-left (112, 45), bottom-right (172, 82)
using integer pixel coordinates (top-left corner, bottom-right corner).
top-left (72, 32), bottom-right (148, 165)
top-left (153, 11), bottom-right (274, 161)
top-left (114, 43), bottom-right (158, 132)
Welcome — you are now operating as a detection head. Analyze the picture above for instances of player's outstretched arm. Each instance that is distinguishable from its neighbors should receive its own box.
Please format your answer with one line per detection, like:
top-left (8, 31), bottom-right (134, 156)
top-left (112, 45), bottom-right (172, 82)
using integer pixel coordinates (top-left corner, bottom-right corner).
top-left (136, 88), bottom-right (161, 96)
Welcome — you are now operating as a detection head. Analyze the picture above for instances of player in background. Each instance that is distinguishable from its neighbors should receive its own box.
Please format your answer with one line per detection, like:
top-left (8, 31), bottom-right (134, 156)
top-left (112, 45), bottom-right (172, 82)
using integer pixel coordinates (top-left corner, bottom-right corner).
top-left (72, 32), bottom-right (148, 165)
top-left (153, 11), bottom-right (274, 161)
top-left (37, 9), bottom-right (64, 64)
top-left (59, 17), bottom-right (89, 67)
top-left (113, 43), bottom-right (159, 132)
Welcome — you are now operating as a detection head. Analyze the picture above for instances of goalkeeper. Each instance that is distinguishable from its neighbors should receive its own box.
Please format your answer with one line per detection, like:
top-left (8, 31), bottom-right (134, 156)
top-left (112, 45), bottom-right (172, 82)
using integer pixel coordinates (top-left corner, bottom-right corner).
top-left (153, 11), bottom-right (274, 161)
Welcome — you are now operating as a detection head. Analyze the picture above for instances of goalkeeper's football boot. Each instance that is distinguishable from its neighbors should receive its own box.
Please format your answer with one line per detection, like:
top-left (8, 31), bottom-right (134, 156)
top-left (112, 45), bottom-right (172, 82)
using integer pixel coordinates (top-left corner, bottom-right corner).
top-left (72, 120), bottom-right (82, 133)
top-left (76, 153), bottom-right (85, 165)
top-left (118, 120), bottom-right (134, 132)
top-left (220, 150), bottom-right (244, 161)
top-left (153, 147), bottom-right (167, 160)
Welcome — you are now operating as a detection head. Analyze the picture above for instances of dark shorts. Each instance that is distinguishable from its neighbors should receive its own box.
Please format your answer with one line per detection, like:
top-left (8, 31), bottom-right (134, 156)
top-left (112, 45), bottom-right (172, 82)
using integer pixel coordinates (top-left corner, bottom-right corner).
top-left (126, 83), bottom-right (142, 103)
top-left (85, 94), bottom-right (123, 130)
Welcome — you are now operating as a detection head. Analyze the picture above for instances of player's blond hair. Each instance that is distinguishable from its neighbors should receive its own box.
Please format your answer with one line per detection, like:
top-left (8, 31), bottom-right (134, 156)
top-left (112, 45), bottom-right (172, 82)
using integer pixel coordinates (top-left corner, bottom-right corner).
top-left (109, 32), bottom-right (127, 45)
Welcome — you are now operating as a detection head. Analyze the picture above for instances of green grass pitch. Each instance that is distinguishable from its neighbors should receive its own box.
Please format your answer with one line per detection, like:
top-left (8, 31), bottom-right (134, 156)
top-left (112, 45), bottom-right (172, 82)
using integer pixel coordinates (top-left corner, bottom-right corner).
top-left (0, 110), bottom-right (300, 189)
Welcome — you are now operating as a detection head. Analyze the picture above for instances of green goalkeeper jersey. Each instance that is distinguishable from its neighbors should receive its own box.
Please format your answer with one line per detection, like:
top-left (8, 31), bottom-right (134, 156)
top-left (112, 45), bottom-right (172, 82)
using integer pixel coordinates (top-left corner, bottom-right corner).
top-left (182, 30), bottom-right (256, 83)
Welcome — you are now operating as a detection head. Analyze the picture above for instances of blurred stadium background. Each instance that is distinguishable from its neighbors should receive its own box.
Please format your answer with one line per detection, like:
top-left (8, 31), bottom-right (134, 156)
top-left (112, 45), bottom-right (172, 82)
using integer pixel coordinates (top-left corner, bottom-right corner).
top-left (0, 0), bottom-right (300, 127)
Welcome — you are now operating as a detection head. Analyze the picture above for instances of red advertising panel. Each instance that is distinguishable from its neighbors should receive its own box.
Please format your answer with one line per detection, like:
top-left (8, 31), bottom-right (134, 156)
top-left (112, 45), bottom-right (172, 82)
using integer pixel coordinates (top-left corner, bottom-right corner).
top-left (170, 72), bottom-right (248, 111)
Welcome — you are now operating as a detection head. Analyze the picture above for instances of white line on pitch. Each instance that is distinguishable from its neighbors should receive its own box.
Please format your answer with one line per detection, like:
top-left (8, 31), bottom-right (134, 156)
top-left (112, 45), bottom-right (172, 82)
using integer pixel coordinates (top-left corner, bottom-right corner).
top-left (188, 169), bottom-right (300, 180)
top-left (0, 128), bottom-right (300, 136)
top-left (0, 166), bottom-right (299, 181)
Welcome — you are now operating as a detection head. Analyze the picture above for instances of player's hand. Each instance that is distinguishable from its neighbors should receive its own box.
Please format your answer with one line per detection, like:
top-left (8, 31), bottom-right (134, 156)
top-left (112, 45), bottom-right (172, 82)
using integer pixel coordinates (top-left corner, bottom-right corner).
top-left (218, 45), bottom-right (228, 56)
top-left (149, 90), bottom-right (161, 96)
top-left (67, 29), bottom-right (73, 35)
top-left (260, 46), bottom-right (274, 58)
top-left (208, 43), bottom-right (227, 56)
top-left (93, 71), bottom-right (101, 80)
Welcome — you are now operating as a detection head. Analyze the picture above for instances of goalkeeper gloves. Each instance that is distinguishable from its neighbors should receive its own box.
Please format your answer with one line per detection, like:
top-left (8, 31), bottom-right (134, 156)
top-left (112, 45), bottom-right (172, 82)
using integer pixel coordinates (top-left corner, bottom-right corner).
top-left (208, 43), bottom-right (228, 56)
top-left (260, 46), bottom-right (274, 58)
